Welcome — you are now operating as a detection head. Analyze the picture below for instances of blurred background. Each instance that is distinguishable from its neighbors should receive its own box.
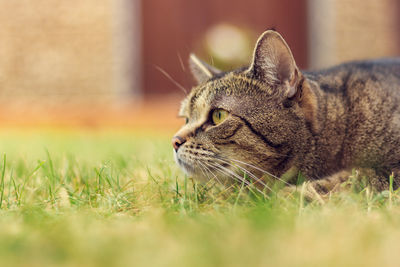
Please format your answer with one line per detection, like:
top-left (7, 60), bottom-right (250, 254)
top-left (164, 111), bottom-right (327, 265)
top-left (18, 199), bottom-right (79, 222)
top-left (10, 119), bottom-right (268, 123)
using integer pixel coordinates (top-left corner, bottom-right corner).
top-left (0, 0), bottom-right (399, 131)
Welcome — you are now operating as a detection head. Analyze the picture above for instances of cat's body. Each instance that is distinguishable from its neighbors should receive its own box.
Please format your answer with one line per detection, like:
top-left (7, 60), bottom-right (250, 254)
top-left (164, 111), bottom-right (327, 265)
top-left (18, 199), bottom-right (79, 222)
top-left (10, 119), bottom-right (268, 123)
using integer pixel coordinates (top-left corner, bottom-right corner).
top-left (299, 59), bottom-right (400, 190)
top-left (172, 30), bottom-right (400, 195)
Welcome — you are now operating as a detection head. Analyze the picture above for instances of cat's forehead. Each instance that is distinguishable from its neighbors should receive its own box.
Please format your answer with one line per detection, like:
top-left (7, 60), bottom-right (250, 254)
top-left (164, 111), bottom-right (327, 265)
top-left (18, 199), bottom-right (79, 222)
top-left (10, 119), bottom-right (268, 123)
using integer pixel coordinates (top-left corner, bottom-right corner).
top-left (179, 73), bottom-right (268, 118)
top-left (179, 76), bottom-right (230, 118)
top-left (179, 83), bottom-right (212, 119)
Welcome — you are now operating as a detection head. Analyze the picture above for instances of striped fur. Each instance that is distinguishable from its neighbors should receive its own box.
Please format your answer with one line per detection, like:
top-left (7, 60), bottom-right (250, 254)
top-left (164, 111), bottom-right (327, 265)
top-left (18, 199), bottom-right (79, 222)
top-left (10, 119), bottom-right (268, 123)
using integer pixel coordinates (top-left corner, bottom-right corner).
top-left (173, 30), bottom-right (400, 194)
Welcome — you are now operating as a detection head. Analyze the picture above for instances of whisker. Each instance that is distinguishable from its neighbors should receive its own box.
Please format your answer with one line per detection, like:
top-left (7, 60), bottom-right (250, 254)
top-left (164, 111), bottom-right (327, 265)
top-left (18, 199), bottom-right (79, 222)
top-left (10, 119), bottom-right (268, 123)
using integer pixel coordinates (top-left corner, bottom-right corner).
top-left (211, 162), bottom-right (267, 195)
top-left (177, 52), bottom-right (186, 72)
top-left (196, 160), bottom-right (210, 180)
top-left (202, 160), bottom-right (233, 185)
top-left (215, 158), bottom-right (271, 190)
top-left (220, 157), bottom-right (292, 186)
top-left (197, 160), bottom-right (224, 186)
top-left (196, 162), bottom-right (219, 190)
top-left (154, 65), bottom-right (187, 94)
top-left (205, 160), bottom-right (246, 185)
top-left (205, 161), bottom-right (246, 185)
top-left (214, 158), bottom-right (276, 196)
top-left (202, 161), bottom-right (239, 195)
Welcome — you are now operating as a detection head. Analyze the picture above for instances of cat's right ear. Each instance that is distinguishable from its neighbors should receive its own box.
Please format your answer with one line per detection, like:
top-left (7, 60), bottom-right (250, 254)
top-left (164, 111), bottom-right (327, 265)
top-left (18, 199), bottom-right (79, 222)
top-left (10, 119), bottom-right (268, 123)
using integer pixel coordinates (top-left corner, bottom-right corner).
top-left (247, 30), bottom-right (301, 98)
top-left (189, 54), bottom-right (221, 84)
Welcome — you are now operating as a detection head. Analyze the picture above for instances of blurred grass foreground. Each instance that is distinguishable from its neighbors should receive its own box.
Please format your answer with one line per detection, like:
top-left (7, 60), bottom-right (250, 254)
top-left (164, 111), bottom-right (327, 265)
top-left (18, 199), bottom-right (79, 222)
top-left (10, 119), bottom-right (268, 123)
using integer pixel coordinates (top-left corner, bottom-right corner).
top-left (0, 129), bottom-right (399, 267)
top-left (0, 0), bottom-right (400, 266)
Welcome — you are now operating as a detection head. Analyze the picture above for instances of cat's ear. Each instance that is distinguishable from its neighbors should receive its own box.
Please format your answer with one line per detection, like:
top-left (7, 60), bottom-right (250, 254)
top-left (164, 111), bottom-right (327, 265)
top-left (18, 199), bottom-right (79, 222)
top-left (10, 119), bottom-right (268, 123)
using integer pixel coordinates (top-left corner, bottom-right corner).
top-left (247, 30), bottom-right (301, 98)
top-left (189, 54), bottom-right (221, 84)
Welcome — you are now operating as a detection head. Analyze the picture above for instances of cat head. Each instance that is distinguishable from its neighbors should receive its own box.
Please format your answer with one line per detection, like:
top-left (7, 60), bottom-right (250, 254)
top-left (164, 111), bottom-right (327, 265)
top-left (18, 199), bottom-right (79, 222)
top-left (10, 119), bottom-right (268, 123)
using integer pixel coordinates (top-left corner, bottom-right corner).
top-left (173, 30), bottom-right (320, 186)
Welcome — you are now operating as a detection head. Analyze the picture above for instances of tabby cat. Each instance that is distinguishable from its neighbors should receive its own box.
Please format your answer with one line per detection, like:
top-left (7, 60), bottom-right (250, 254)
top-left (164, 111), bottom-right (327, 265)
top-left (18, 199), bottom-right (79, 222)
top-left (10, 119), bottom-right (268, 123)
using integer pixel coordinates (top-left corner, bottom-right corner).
top-left (172, 30), bottom-right (400, 196)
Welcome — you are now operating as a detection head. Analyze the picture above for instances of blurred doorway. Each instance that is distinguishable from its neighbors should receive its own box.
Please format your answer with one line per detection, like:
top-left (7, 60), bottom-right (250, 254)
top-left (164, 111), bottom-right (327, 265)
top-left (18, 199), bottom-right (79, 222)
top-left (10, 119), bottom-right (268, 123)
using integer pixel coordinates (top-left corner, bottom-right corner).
top-left (141, 0), bottom-right (308, 96)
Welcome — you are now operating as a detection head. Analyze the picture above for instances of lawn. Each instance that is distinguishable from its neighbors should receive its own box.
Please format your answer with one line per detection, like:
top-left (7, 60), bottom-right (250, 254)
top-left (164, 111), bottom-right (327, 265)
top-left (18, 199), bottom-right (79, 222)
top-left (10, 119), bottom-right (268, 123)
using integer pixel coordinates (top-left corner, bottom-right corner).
top-left (0, 128), bottom-right (399, 267)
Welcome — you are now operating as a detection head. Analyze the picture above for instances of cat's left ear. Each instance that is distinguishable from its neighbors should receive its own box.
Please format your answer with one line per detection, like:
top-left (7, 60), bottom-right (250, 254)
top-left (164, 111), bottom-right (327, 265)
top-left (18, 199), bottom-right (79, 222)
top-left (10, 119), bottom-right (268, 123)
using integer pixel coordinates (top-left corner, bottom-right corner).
top-left (189, 54), bottom-right (221, 84)
top-left (247, 30), bottom-right (301, 98)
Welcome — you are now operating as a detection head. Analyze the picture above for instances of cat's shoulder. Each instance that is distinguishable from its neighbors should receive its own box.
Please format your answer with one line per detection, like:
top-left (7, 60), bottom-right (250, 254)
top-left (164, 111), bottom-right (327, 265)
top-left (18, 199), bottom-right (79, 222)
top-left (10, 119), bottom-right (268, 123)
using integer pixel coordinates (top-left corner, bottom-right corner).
top-left (303, 58), bottom-right (400, 93)
top-left (305, 58), bottom-right (400, 77)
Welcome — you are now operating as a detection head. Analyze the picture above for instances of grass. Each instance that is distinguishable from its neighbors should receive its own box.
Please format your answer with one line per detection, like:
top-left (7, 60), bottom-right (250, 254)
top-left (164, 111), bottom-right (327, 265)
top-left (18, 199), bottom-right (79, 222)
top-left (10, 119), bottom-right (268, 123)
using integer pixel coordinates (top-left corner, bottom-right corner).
top-left (0, 128), bottom-right (399, 267)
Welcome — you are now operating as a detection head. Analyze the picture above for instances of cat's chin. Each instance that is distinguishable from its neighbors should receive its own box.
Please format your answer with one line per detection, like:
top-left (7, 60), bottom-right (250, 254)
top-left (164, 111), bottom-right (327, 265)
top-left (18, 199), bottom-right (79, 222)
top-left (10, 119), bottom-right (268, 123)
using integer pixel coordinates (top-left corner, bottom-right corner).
top-left (176, 159), bottom-right (194, 175)
top-left (173, 150), bottom-right (195, 175)
top-left (173, 150), bottom-right (217, 182)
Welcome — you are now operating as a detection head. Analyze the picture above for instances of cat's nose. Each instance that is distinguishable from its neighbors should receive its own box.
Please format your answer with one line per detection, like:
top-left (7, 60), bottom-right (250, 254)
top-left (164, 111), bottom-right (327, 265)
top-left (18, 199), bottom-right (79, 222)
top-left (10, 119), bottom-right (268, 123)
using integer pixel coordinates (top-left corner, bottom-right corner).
top-left (172, 136), bottom-right (186, 152)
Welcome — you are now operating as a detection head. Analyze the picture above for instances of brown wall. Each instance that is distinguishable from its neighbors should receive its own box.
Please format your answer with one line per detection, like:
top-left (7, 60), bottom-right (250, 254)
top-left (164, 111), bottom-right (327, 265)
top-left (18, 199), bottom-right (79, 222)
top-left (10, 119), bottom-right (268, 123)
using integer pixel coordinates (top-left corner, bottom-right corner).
top-left (308, 0), bottom-right (400, 69)
top-left (141, 0), bottom-right (308, 95)
top-left (335, 0), bottom-right (400, 64)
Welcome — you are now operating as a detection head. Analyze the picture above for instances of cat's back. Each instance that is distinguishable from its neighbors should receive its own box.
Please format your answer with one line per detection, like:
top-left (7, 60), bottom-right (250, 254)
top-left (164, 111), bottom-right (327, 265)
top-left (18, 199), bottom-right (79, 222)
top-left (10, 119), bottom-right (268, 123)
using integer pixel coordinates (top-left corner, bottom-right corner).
top-left (304, 58), bottom-right (400, 96)
top-left (305, 58), bottom-right (400, 167)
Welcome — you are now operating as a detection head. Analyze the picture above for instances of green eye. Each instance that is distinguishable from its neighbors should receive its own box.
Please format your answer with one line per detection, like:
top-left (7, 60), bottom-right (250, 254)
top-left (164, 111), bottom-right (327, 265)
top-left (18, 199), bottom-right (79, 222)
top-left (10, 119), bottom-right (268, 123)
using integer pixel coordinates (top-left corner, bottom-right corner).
top-left (185, 118), bottom-right (189, 124)
top-left (212, 109), bottom-right (229, 125)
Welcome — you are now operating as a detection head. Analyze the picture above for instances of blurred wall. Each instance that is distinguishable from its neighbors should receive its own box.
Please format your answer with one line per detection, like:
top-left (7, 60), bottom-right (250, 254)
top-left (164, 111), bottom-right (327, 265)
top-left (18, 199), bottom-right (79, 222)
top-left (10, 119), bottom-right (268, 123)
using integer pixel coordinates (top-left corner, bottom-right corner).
top-left (308, 0), bottom-right (400, 69)
top-left (0, 0), bottom-right (139, 106)
top-left (0, 0), bottom-right (398, 110)
top-left (142, 0), bottom-right (308, 95)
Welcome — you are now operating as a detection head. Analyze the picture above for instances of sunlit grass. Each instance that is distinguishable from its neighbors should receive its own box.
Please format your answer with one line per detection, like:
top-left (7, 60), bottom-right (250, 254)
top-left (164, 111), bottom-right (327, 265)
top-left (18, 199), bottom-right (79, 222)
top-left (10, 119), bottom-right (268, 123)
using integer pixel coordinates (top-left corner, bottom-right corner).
top-left (0, 128), bottom-right (399, 267)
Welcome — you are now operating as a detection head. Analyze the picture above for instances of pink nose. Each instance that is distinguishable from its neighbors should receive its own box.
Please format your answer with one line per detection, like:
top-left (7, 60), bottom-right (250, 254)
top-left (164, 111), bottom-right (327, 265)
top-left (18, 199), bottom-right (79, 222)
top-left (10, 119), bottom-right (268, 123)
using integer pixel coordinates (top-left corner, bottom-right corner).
top-left (172, 136), bottom-right (186, 151)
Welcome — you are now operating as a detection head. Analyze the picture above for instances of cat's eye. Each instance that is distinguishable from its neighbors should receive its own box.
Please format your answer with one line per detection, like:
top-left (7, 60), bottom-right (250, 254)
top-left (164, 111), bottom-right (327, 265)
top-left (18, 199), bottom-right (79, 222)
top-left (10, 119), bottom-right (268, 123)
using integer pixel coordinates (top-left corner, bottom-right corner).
top-left (185, 117), bottom-right (189, 124)
top-left (211, 109), bottom-right (229, 125)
